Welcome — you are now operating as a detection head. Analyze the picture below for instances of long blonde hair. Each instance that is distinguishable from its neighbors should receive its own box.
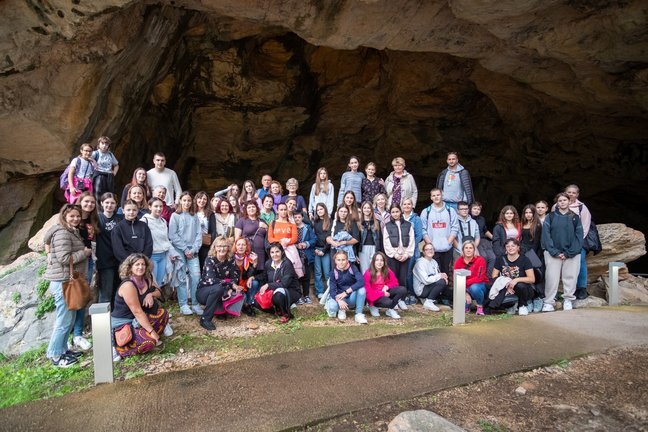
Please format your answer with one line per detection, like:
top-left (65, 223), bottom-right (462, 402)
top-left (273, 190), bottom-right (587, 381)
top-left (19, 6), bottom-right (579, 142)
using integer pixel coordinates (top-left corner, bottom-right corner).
top-left (314, 167), bottom-right (330, 195)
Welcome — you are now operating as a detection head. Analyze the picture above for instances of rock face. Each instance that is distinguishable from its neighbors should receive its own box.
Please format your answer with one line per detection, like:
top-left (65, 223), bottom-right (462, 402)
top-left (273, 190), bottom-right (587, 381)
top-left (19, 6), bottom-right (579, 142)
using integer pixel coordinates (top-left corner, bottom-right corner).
top-left (589, 270), bottom-right (648, 305)
top-left (586, 224), bottom-right (646, 282)
top-left (1, 1), bottom-right (647, 264)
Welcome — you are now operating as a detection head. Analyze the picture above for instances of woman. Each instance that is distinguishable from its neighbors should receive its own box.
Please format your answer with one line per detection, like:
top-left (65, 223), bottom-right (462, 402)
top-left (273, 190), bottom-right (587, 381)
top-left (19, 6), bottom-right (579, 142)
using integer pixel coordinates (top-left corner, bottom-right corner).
top-left (72, 191), bottom-right (100, 351)
top-left (196, 236), bottom-right (243, 330)
top-left (239, 180), bottom-right (261, 210)
top-left (491, 239), bottom-right (536, 316)
top-left (169, 192), bottom-right (203, 316)
top-left (121, 167), bottom-right (151, 208)
top-left (454, 240), bottom-right (489, 315)
top-left (342, 190), bottom-right (361, 227)
top-left (65, 143), bottom-right (95, 204)
top-left (259, 194), bottom-right (276, 226)
top-left (111, 254), bottom-right (170, 359)
top-left (267, 202), bottom-right (304, 278)
top-left (373, 193), bottom-right (390, 228)
top-left (414, 243), bottom-right (450, 311)
top-left (96, 193), bottom-right (123, 306)
top-left (235, 200), bottom-right (267, 271)
top-left (208, 198), bottom-right (236, 245)
top-left (194, 191), bottom-right (213, 269)
top-left (257, 243), bottom-right (301, 323)
top-left (282, 178), bottom-right (308, 214)
top-left (402, 197), bottom-right (423, 300)
top-left (326, 250), bottom-right (368, 324)
top-left (521, 204), bottom-right (542, 257)
top-left (541, 192), bottom-right (583, 312)
top-left (327, 206), bottom-right (360, 263)
top-left (361, 162), bottom-right (386, 205)
top-left (535, 200), bottom-right (549, 225)
top-left (312, 203), bottom-right (332, 299)
top-left (232, 237), bottom-right (259, 316)
top-left (308, 167), bottom-right (335, 219)
top-left (141, 197), bottom-right (172, 288)
top-left (358, 201), bottom-right (382, 273)
top-left (492, 205), bottom-right (521, 258)
top-left (337, 156), bottom-right (365, 206)
top-left (471, 201), bottom-right (495, 275)
top-left (384, 157), bottom-right (418, 208)
top-left (269, 181), bottom-right (283, 211)
top-left (382, 205), bottom-right (415, 299)
top-left (117, 184), bottom-right (149, 218)
top-left (43, 204), bottom-right (91, 367)
top-left (111, 200), bottom-right (153, 263)
top-left (363, 252), bottom-right (407, 319)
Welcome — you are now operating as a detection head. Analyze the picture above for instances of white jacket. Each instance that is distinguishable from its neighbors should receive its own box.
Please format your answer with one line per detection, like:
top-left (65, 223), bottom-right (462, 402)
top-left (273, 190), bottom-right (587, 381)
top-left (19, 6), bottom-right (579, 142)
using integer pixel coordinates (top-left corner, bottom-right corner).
top-left (413, 257), bottom-right (443, 296)
top-left (141, 214), bottom-right (172, 254)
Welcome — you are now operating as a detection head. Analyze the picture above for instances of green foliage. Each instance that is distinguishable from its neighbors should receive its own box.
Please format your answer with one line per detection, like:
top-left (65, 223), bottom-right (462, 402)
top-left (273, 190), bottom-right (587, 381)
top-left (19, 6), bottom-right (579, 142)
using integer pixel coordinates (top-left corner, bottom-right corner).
top-left (11, 292), bottom-right (21, 304)
top-left (35, 296), bottom-right (55, 319)
top-left (554, 358), bottom-right (570, 369)
top-left (37, 263), bottom-right (47, 277)
top-left (478, 419), bottom-right (507, 432)
top-left (36, 279), bottom-right (49, 299)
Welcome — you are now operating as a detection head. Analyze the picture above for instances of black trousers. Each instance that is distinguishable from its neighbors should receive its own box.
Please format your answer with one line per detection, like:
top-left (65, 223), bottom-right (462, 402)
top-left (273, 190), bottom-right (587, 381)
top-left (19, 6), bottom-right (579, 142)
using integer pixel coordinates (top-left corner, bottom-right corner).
top-left (196, 283), bottom-right (226, 320)
top-left (513, 282), bottom-right (534, 306)
top-left (198, 245), bottom-right (210, 272)
top-left (373, 286), bottom-right (408, 309)
top-left (299, 262), bottom-right (312, 297)
top-left (271, 288), bottom-right (302, 316)
top-left (387, 257), bottom-right (410, 288)
top-left (419, 279), bottom-right (452, 302)
top-left (432, 249), bottom-right (454, 276)
top-left (93, 172), bottom-right (115, 204)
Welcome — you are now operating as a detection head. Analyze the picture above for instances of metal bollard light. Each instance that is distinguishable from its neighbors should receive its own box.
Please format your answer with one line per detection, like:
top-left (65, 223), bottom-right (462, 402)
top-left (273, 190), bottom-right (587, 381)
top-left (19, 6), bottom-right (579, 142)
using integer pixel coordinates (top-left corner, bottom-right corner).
top-left (89, 302), bottom-right (114, 384)
top-left (453, 269), bottom-right (471, 325)
top-left (608, 262), bottom-right (624, 307)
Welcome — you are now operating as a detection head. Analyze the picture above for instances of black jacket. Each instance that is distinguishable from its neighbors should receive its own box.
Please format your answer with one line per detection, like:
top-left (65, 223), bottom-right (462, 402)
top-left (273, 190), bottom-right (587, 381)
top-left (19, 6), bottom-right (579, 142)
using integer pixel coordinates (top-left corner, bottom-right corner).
top-left (111, 219), bottom-right (153, 262)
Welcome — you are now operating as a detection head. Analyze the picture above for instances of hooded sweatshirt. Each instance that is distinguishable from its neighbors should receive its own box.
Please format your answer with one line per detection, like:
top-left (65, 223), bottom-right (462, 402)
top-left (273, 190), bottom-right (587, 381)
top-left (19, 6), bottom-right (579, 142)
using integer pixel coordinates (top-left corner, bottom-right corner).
top-left (141, 213), bottom-right (172, 254)
top-left (420, 204), bottom-right (458, 253)
top-left (541, 210), bottom-right (583, 258)
top-left (436, 163), bottom-right (474, 204)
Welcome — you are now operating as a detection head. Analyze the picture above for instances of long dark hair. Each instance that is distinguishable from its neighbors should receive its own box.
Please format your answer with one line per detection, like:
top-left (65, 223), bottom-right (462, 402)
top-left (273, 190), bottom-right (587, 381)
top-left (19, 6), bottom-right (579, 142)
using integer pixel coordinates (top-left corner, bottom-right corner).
top-left (521, 204), bottom-right (539, 240)
top-left (369, 251), bottom-right (389, 283)
top-left (75, 191), bottom-right (101, 234)
top-left (314, 203), bottom-right (331, 230)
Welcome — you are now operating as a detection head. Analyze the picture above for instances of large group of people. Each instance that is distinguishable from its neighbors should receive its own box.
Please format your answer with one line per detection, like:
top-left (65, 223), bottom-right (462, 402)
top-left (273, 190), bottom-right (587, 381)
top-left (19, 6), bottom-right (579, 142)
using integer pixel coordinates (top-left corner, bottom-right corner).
top-left (43, 142), bottom-right (592, 367)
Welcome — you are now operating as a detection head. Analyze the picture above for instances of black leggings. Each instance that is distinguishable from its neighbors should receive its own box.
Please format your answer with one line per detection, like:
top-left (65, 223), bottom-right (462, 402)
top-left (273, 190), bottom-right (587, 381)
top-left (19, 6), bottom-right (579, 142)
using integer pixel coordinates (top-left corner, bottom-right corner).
top-left (387, 257), bottom-right (410, 288)
top-left (196, 283), bottom-right (226, 320)
top-left (373, 286), bottom-right (408, 309)
top-left (299, 262), bottom-right (312, 297)
top-left (419, 279), bottom-right (452, 302)
top-left (513, 282), bottom-right (534, 306)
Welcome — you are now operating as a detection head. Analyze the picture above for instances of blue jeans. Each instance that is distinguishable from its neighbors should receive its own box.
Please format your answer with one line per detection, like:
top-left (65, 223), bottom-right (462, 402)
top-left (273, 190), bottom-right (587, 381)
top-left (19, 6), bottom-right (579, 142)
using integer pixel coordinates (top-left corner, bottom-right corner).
top-left (467, 282), bottom-right (486, 306)
top-left (314, 253), bottom-right (331, 296)
top-left (151, 252), bottom-right (168, 287)
top-left (246, 279), bottom-right (260, 305)
top-left (47, 281), bottom-right (76, 359)
top-left (326, 287), bottom-right (367, 316)
top-left (576, 248), bottom-right (587, 289)
top-left (176, 253), bottom-right (200, 307)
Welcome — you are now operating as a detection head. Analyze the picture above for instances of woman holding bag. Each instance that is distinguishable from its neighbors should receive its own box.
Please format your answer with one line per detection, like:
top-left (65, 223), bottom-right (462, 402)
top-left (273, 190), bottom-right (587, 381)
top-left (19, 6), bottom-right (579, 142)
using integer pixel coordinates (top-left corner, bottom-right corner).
top-left (43, 204), bottom-right (91, 367)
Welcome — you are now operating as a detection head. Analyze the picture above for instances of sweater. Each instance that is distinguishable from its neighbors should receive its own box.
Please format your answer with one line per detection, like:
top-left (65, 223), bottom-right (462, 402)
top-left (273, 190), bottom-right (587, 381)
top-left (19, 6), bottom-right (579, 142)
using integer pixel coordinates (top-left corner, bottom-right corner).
top-left (420, 204), bottom-right (458, 253)
top-left (329, 264), bottom-right (364, 297)
top-left (146, 168), bottom-right (182, 205)
top-left (337, 171), bottom-right (365, 205)
top-left (111, 219), bottom-right (153, 262)
top-left (169, 212), bottom-right (202, 255)
top-left (385, 170), bottom-right (418, 208)
top-left (43, 225), bottom-right (88, 282)
top-left (454, 256), bottom-right (489, 287)
top-left (412, 257), bottom-right (444, 296)
top-left (96, 212), bottom-right (123, 270)
top-left (542, 210), bottom-right (583, 258)
top-left (141, 213), bottom-right (172, 254)
top-left (363, 268), bottom-right (399, 304)
top-left (308, 181), bottom-right (335, 217)
top-left (436, 164), bottom-right (474, 204)
top-left (267, 219), bottom-right (298, 245)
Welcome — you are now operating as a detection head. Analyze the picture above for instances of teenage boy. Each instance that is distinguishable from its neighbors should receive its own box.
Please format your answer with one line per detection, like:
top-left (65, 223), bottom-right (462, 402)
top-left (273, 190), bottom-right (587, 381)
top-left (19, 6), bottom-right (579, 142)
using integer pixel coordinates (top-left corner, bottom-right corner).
top-left (147, 152), bottom-right (182, 208)
top-left (92, 136), bottom-right (119, 203)
top-left (453, 201), bottom-right (480, 260)
top-left (420, 188), bottom-right (458, 275)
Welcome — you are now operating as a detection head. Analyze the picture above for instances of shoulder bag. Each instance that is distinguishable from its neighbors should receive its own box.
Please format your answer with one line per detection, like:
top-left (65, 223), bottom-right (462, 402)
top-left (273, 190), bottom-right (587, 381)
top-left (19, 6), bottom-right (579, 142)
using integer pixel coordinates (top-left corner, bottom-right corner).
top-left (62, 260), bottom-right (92, 310)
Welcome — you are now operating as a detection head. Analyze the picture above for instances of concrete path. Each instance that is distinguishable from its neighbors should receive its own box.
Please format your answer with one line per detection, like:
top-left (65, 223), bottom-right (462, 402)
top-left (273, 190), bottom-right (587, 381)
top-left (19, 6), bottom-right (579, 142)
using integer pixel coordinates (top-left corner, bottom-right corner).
top-left (2, 306), bottom-right (647, 432)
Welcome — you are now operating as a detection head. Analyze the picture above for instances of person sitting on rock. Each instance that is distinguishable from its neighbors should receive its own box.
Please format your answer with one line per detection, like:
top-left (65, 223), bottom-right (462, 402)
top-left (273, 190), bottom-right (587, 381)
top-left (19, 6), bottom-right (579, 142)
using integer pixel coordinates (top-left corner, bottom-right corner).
top-left (111, 253), bottom-right (170, 360)
top-left (413, 243), bottom-right (451, 311)
top-left (363, 252), bottom-right (407, 320)
top-left (326, 250), bottom-right (368, 324)
top-left (454, 240), bottom-right (489, 315)
top-left (491, 239), bottom-right (535, 316)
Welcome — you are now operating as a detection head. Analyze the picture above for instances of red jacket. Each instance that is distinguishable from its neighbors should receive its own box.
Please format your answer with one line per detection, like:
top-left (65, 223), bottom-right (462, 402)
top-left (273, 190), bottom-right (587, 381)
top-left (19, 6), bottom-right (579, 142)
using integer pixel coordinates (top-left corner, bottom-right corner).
top-left (454, 256), bottom-right (488, 288)
top-left (363, 268), bottom-right (399, 305)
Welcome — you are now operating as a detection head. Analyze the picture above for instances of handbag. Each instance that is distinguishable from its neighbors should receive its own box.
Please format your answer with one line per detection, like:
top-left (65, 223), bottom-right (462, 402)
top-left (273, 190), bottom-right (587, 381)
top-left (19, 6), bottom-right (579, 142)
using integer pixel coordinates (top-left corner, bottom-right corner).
top-left (254, 289), bottom-right (274, 309)
top-left (202, 233), bottom-right (212, 246)
top-left (62, 260), bottom-right (92, 310)
top-left (114, 323), bottom-right (133, 347)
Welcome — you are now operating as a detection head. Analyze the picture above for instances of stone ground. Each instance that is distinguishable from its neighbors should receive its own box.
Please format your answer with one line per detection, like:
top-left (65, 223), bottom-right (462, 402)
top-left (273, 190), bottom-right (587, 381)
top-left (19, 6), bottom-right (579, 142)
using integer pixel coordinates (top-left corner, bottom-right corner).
top-left (308, 346), bottom-right (648, 432)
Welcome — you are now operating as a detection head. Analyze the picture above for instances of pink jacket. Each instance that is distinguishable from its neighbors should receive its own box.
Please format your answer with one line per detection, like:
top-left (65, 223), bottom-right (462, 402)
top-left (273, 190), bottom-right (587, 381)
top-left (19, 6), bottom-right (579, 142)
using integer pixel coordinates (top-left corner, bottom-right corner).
top-left (363, 268), bottom-right (399, 305)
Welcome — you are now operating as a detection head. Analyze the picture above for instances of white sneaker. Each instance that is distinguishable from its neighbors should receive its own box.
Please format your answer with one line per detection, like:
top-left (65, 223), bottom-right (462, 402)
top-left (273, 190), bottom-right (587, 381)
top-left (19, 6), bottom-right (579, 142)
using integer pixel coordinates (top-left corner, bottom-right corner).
top-left (163, 324), bottom-right (173, 337)
top-left (112, 347), bottom-right (121, 363)
top-left (533, 297), bottom-right (544, 313)
top-left (368, 306), bottom-right (380, 317)
top-left (354, 313), bottom-right (368, 324)
top-left (290, 303), bottom-right (297, 309)
top-left (423, 299), bottom-right (440, 312)
top-left (73, 336), bottom-right (92, 351)
top-left (192, 304), bottom-right (204, 315)
top-left (337, 310), bottom-right (347, 321)
top-left (385, 309), bottom-right (401, 320)
top-left (563, 300), bottom-right (573, 311)
top-left (542, 303), bottom-right (555, 312)
top-left (506, 304), bottom-right (518, 315)
top-left (180, 305), bottom-right (193, 315)
top-left (518, 305), bottom-right (529, 316)
top-left (397, 300), bottom-right (408, 311)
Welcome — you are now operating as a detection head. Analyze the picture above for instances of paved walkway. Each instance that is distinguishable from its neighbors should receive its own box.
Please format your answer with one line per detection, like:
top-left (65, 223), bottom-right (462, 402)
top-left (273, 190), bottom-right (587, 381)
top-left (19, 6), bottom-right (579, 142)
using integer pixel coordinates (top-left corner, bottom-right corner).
top-left (2, 306), bottom-right (648, 432)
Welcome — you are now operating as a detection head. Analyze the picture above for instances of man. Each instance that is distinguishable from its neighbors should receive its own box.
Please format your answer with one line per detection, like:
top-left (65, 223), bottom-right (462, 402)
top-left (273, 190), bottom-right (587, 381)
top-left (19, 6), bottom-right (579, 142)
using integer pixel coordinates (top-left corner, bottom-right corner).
top-left (453, 201), bottom-right (480, 260)
top-left (257, 174), bottom-right (272, 200)
top-left (147, 153), bottom-right (182, 208)
top-left (420, 188), bottom-right (458, 275)
top-left (436, 152), bottom-right (474, 208)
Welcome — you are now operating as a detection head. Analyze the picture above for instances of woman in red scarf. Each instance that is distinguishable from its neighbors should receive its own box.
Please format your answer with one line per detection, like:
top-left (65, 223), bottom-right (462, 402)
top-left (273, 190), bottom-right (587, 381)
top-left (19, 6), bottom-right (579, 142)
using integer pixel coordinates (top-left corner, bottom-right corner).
top-left (232, 237), bottom-right (259, 316)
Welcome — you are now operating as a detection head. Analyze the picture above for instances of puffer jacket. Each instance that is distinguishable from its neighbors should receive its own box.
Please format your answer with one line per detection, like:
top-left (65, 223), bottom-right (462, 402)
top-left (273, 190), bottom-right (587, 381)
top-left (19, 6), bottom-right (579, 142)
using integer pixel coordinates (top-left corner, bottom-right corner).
top-left (43, 224), bottom-right (88, 282)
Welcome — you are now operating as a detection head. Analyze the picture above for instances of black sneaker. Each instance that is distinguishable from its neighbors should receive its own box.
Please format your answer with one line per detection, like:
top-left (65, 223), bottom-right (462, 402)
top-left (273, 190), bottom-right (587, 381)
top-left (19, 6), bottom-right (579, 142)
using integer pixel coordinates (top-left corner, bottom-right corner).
top-left (575, 288), bottom-right (589, 300)
top-left (52, 354), bottom-right (79, 368)
top-left (65, 350), bottom-right (83, 359)
top-left (303, 296), bottom-right (313, 304)
top-left (200, 317), bottom-right (216, 331)
top-left (296, 297), bottom-right (305, 305)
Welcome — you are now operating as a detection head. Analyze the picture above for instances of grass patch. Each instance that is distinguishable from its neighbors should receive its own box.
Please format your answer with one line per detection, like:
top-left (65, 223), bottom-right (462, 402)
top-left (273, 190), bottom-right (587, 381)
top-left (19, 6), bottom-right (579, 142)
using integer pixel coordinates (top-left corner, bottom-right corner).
top-left (11, 292), bottom-right (21, 304)
top-left (34, 278), bottom-right (55, 319)
top-left (0, 345), bottom-right (93, 409)
top-left (478, 419), bottom-right (507, 432)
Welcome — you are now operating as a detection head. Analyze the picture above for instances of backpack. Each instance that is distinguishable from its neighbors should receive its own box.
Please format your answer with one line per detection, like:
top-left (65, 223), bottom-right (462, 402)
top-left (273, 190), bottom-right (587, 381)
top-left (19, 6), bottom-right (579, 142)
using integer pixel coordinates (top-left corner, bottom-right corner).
top-left (59, 157), bottom-right (82, 190)
top-left (578, 204), bottom-right (603, 255)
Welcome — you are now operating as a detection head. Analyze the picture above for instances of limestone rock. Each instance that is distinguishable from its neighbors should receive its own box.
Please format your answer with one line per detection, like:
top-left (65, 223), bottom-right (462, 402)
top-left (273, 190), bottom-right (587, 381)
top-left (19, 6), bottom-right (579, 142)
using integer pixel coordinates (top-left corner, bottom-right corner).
top-left (589, 273), bottom-right (648, 305)
top-left (573, 296), bottom-right (607, 309)
top-left (586, 224), bottom-right (646, 282)
top-left (388, 410), bottom-right (466, 432)
top-left (28, 214), bottom-right (59, 253)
